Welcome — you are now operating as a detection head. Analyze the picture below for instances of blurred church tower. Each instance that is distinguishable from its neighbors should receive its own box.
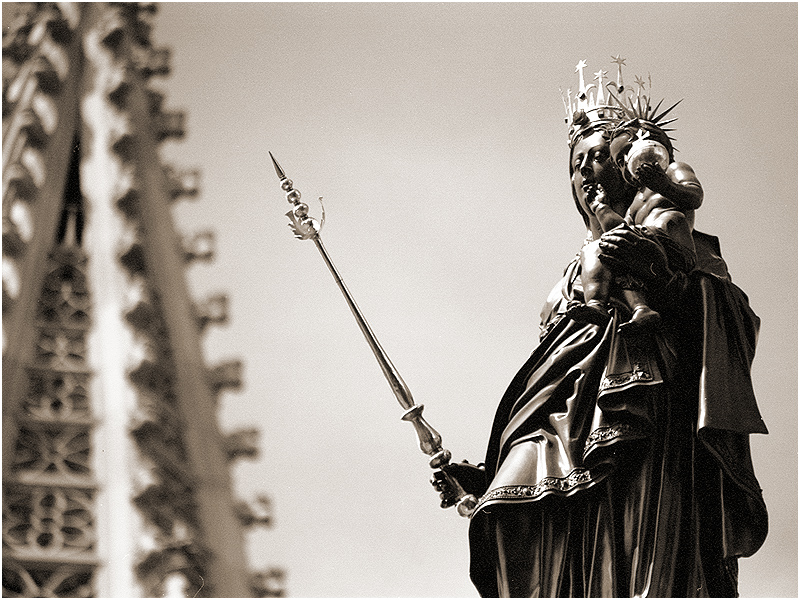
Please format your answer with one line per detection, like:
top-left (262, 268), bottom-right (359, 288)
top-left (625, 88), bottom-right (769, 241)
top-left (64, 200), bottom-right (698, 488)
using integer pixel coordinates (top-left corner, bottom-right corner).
top-left (3, 3), bottom-right (283, 597)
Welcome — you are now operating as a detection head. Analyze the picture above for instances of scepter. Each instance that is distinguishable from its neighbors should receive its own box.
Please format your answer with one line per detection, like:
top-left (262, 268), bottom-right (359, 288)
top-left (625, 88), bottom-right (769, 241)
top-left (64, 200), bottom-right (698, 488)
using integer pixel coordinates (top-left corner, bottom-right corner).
top-left (270, 152), bottom-right (477, 518)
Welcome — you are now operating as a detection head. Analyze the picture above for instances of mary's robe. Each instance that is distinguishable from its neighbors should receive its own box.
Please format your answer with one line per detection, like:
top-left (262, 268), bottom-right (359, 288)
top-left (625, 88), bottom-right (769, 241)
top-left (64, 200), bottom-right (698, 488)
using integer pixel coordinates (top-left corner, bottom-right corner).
top-left (468, 231), bottom-right (767, 598)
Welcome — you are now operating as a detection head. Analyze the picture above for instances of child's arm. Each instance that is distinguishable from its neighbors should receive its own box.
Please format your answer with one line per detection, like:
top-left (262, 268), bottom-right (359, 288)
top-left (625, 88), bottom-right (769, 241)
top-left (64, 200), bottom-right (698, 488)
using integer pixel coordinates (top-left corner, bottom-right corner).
top-left (636, 162), bottom-right (703, 210)
top-left (588, 184), bottom-right (625, 231)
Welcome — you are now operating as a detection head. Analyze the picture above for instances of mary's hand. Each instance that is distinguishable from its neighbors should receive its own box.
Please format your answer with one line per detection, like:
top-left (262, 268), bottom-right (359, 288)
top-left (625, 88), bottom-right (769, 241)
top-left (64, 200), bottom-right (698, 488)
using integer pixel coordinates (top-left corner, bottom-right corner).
top-left (430, 461), bottom-right (487, 509)
top-left (598, 226), bottom-right (672, 284)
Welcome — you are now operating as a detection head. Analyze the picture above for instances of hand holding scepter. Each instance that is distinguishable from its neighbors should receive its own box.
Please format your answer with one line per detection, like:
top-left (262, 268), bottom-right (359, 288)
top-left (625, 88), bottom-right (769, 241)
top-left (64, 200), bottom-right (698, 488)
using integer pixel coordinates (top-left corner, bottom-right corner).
top-left (271, 152), bottom-right (477, 518)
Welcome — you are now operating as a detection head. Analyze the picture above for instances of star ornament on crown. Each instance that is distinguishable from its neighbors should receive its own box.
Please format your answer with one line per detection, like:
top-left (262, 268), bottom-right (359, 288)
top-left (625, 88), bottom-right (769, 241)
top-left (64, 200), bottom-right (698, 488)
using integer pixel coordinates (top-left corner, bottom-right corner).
top-left (562, 57), bottom-right (681, 148)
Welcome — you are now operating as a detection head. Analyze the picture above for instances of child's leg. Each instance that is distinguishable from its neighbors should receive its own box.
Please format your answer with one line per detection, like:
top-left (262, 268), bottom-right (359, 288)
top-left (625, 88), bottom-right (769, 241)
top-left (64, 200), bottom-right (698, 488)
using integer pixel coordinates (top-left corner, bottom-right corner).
top-left (642, 209), bottom-right (697, 271)
top-left (567, 240), bottom-right (612, 326)
top-left (617, 288), bottom-right (661, 336)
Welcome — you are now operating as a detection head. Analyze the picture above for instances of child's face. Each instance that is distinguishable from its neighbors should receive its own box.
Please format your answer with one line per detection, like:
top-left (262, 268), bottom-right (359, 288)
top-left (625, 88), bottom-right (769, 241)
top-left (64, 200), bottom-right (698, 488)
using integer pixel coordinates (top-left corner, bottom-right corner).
top-left (609, 132), bottom-right (632, 172)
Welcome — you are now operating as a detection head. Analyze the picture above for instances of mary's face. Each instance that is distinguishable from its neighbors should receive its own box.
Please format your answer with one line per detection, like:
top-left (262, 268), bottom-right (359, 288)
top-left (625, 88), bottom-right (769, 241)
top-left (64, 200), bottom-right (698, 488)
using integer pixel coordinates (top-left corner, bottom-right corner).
top-left (570, 131), bottom-right (629, 216)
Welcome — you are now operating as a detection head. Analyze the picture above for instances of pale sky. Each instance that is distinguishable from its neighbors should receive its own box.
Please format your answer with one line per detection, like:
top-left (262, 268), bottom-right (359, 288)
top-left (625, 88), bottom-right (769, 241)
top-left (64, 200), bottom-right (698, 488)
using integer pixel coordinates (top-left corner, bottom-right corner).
top-left (154, 3), bottom-right (797, 597)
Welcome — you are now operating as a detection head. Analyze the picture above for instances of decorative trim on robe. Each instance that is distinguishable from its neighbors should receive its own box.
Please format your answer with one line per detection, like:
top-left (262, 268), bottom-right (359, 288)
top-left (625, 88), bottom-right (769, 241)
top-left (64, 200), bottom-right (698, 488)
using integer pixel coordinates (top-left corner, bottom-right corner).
top-left (475, 467), bottom-right (594, 509)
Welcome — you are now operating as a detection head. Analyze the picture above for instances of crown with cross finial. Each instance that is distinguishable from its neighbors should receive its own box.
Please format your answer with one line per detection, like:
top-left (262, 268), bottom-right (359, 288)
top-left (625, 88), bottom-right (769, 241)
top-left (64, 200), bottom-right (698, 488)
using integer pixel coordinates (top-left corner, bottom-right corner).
top-left (563, 57), bottom-right (680, 148)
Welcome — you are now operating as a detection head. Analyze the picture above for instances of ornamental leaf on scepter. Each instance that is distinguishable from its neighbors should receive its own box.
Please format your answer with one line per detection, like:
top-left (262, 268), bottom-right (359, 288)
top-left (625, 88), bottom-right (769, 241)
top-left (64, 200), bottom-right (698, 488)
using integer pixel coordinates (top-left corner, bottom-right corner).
top-left (286, 194), bottom-right (325, 240)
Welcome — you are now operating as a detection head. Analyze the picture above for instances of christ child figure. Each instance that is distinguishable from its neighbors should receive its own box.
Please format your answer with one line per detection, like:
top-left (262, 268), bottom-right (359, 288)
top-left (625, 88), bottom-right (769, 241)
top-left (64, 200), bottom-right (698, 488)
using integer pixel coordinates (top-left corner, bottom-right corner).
top-left (568, 121), bottom-right (703, 335)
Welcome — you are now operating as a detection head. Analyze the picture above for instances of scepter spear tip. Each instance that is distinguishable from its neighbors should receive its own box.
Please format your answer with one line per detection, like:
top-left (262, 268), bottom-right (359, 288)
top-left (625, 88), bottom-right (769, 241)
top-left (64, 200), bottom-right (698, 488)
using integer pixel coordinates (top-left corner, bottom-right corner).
top-left (268, 151), bottom-right (287, 180)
